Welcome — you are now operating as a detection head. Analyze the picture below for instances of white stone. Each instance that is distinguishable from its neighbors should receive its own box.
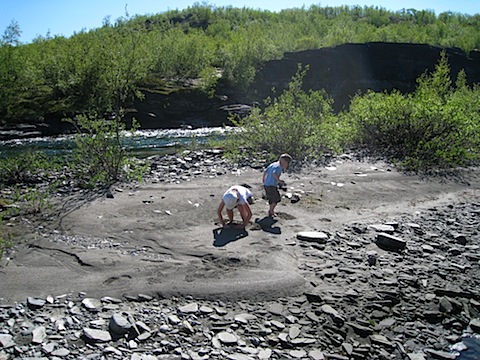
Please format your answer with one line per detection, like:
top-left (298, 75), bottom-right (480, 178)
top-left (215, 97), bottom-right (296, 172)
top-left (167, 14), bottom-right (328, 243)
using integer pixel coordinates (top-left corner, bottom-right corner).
top-left (321, 304), bottom-right (339, 316)
top-left (217, 331), bottom-right (238, 345)
top-left (0, 334), bottom-right (15, 348)
top-left (83, 328), bottom-right (112, 342)
top-left (81, 298), bottom-right (102, 311)
top-left (178, 302), bottom-right (198, 313)
top-left (296, 231), bottom-right (328, 243)
top-left (32, 326), bottom-right (47, 344)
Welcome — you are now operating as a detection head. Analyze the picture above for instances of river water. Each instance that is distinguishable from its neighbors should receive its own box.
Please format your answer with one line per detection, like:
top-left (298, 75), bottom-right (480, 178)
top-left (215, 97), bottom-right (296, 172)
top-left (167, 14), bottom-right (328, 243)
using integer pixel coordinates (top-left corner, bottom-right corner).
top-left (0, 126), bottom-right (233, 159)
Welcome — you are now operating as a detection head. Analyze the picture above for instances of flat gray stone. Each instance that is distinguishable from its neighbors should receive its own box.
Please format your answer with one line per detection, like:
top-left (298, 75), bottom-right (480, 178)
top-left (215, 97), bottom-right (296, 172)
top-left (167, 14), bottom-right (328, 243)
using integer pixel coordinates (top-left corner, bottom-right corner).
top-left (168, 314), bottom-right (181, 324)
top-left (370, 334), bottom-right (394, 348)
top-left (407, 354), bottom-right (426, 360)
top-left (109, 313), bottom-right (132, 335)
top-left (369, 224), bottom-right (395, 232)
top-left (234, 313), bottom-right (257, 324)
top-left (217, 331), bottom-right (238, 345)
top-left (31, 326), bottom-right (47, 344)
top-left (258, 349), bottom-right (273, 359)
top-left (199, 305), bottom-right (214, 314)
top-left (321, 304), bottom-right (339, 316)
top-left (470, 318), bottom-right (480, 332)
top-left (296, 231), bottom-right (328, 243)
top-left (51, 348), bottom-right (70, 357)
top-left (83, 328), bottom-right (112, 343)
top-left (289, 325), bottom-right (301, 339)
top-left (376, 232), bottom-right (406, 251)
top-left (81, 298), bottom-right (102, 311)
top-left (27, 297), bottom-right (46, 309)
top-left (0, 334), bottom-right (15, 348)
top-left (271, 320), bottom-right (285, 329)
top-left (424, 349), bottom-right (456, 360)
top-left (348, 322), bottom-right (374, 336)
top-left (308, 349), bottom-right (326, 360)
top-left (290, 349), bottom-right (307, 358)
top-left (226, 354), bottom-right (254, 360)
top-left (178, 303), bottom-right (198, 314)
top-left (268, 303), bottom-right (284, 315)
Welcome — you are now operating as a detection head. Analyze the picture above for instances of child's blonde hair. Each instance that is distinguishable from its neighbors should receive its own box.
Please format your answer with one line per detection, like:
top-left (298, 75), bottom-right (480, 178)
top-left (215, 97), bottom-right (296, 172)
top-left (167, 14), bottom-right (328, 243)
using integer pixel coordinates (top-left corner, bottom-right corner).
top-left (279, 153), bottom-right (292, 164)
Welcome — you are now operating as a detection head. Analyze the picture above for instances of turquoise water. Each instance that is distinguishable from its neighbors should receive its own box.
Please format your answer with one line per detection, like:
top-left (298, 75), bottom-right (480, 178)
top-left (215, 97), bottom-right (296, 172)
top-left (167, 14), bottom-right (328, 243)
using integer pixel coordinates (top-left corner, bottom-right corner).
top-left (0, 126), bottom-right (233, 158)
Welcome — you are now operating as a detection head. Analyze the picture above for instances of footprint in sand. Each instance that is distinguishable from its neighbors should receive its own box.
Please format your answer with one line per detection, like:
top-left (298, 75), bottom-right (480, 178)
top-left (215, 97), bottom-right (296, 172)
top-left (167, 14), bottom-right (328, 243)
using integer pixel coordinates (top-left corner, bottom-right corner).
top-left (103, 274), bottom-right (132, 285)
top-left (276, 212), bottom-right (296, 220)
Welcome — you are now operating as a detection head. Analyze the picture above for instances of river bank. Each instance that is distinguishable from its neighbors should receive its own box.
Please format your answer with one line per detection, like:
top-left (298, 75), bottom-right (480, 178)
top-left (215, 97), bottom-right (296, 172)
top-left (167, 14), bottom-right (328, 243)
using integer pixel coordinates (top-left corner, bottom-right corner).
top-left (1, 150), bottom-right (480, 359)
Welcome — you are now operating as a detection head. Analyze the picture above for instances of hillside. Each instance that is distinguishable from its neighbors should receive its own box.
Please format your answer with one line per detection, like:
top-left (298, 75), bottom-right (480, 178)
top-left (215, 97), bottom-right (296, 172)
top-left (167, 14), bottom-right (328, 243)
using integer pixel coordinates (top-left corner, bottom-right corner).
top-left (1, 4), bottom-right (480, 137)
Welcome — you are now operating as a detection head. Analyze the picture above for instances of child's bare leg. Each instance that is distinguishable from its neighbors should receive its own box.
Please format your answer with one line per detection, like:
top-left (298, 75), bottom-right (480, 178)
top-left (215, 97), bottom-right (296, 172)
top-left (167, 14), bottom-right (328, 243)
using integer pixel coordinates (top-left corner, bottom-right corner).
top-left (226, 209), bottom-right (234, 224)
top-left (268, 203), bottom-right (277, 217)
top-left (239, 206), bottom-right (252, 228)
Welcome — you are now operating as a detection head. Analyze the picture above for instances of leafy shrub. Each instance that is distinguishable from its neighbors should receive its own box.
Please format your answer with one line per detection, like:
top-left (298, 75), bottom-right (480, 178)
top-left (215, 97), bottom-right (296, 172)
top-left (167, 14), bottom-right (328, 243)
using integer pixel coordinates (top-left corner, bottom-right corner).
top-left (69, 114), bottom-right (147, 188)
top-left (347, 53), bottom-right (480, 170)
top-left (1, 186), bottom-right (52, 218)
top-left (224, 66), bottom-right (352, 160)
top-left (0, 150), bottom-right (54, 186)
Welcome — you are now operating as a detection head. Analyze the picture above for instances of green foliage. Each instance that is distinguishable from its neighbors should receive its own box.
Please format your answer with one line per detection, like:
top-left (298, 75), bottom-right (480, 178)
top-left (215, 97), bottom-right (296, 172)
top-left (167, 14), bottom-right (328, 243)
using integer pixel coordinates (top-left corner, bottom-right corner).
top-left (1, 20), bottom-right (21, 46)
top-left (224, 53), bottom-right (480, 171)
top-left (0, 150), bottom-right (62, 221)
top-left (224, 66), bottom-right (349, 160)
top-left (3, 186), bottom-right (52, 217)
top-left (198, 66), bottom-right (220, 97)
top-left (2, 4), bottom-right (480, 126)
top-left (0, 150), bottom-right (55, 186)
top-left (69, 115), bottom-right (147, 188)
top-left (347, 53), bottom-right (480, 170)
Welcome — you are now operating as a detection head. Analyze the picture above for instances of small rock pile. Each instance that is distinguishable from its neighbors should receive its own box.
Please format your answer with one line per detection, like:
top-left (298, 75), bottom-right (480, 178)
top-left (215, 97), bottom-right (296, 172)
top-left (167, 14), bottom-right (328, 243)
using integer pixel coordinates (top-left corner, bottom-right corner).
top-left (145, 149), bottom-right (266, 184)
top-left (293, 201), bottom-right (480, 359)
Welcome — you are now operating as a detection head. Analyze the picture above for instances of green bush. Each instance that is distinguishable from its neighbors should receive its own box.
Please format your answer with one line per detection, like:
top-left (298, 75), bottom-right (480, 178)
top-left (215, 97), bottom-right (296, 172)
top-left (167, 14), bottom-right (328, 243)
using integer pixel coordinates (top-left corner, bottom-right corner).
top-left (0, 150), bottom-right (54, 186)
top-left (347, 53), bottom-right (480, 170)
top-left (2, 186), bottom-right (52, 217)
top-left (69, 114), bottom-right (147, 188)
top-left (224, 66), bottom-right (352, 160)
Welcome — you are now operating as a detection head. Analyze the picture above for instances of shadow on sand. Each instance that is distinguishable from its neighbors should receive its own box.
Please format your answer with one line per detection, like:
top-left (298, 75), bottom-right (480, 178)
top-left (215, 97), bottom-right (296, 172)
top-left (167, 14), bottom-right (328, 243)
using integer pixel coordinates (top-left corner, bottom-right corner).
top-left (213, 227), bottom-right (248, 247)
top-left (255, 216), bottom-right (281, 234)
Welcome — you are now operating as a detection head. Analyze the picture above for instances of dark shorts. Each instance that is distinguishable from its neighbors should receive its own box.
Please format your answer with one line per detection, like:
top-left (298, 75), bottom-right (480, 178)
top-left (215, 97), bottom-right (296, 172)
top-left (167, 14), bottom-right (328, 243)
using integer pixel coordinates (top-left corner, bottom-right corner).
top-left (264, 186), bottom-right (281, 204)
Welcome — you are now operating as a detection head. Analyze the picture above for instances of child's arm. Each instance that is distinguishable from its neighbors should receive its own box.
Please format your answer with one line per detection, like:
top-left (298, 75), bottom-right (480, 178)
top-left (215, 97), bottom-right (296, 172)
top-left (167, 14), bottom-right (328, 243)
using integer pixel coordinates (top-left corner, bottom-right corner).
top-left (273, 172), bottom-right (285, 186)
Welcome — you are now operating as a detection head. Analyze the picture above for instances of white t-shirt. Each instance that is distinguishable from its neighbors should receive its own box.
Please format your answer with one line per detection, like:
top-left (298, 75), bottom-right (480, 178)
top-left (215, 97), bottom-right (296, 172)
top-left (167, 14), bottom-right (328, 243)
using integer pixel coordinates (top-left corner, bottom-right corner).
top-left (225, 185), bottom-right (252, 205)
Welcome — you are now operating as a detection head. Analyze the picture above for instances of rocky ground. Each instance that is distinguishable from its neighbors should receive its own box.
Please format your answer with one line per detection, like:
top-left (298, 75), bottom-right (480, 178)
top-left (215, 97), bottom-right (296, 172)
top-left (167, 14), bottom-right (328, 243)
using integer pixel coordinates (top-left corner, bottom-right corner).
top-left (1, 150), bottom-right (480, 360)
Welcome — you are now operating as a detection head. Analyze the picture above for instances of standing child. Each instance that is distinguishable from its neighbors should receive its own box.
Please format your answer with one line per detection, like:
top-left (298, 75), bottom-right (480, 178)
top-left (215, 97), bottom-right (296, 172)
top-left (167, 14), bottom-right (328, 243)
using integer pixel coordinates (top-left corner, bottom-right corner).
top-left (217, 185), bottom-right (253, 228)
top-left (262, 153), bottom-right (292, 217)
